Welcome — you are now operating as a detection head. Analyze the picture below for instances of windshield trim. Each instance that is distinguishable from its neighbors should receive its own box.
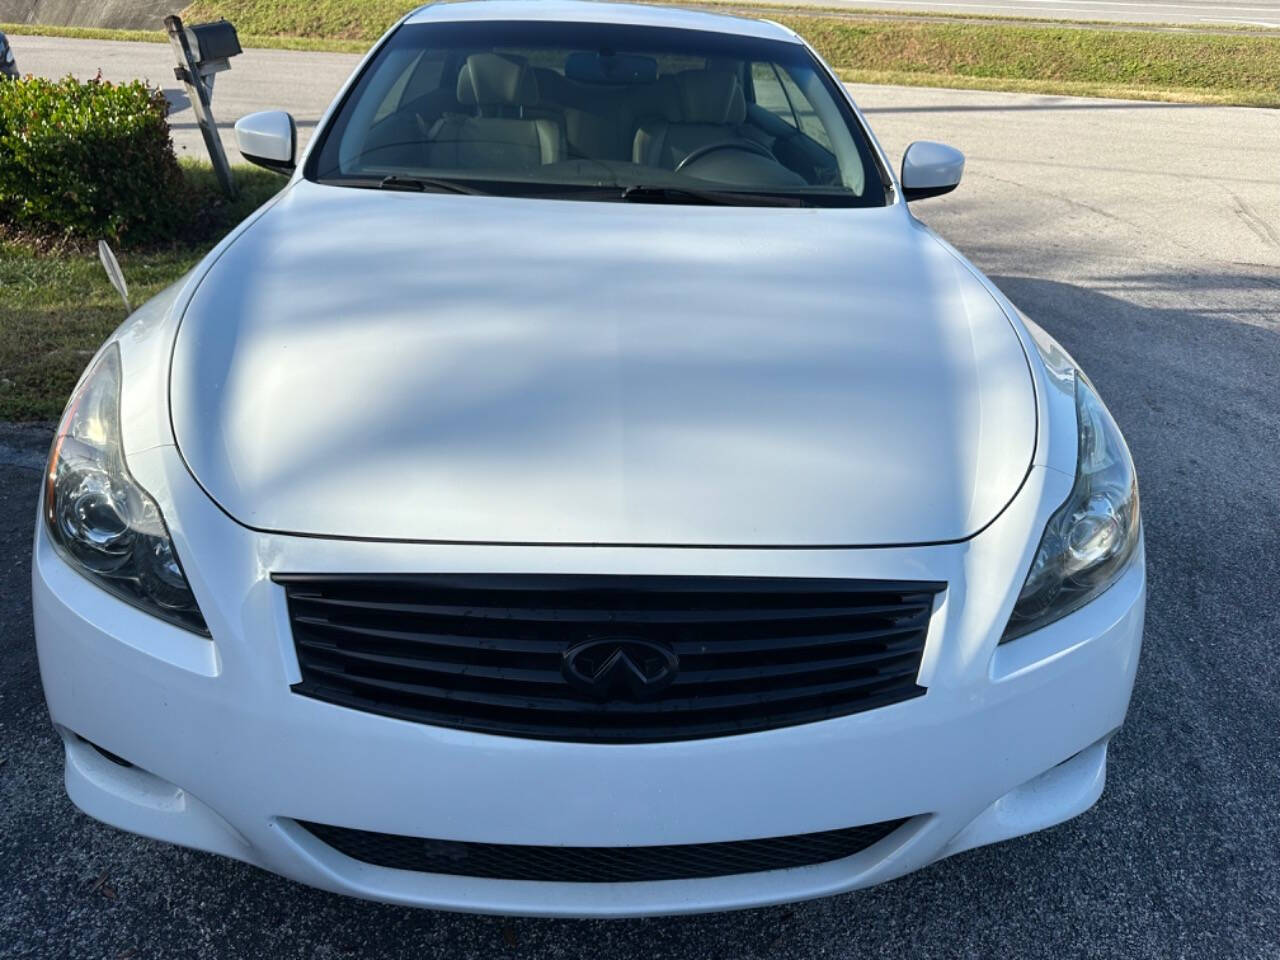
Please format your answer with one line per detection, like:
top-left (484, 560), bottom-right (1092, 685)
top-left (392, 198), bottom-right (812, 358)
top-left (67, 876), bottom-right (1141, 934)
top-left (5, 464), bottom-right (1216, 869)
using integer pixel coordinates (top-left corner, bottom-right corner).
top-left (312, 174), bottom-right (888, 208)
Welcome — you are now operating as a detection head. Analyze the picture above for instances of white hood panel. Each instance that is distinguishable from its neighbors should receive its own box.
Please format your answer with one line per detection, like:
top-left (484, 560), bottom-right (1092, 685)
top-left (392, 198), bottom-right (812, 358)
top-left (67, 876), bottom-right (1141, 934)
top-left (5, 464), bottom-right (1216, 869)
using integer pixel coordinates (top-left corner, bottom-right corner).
top-left (171, 181), bottom-right (1035, 545)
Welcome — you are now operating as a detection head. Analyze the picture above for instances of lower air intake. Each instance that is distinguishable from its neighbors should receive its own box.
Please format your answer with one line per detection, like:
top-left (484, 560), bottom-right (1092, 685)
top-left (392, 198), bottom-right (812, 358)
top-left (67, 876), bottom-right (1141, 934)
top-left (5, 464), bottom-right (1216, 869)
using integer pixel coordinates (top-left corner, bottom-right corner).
top-left (297, 818), bottom-right (910, 883)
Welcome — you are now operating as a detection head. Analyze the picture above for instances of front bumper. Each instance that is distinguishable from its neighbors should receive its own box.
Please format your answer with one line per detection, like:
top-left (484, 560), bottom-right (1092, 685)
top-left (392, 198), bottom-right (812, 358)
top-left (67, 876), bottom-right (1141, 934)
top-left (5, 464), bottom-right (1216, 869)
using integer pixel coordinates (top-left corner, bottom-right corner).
top-left (33, 449), bottom-right (1144, 917)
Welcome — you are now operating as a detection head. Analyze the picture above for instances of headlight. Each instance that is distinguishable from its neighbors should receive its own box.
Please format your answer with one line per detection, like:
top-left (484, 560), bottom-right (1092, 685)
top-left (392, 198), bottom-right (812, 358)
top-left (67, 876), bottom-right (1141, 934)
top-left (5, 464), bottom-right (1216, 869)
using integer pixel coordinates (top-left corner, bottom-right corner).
top-left (1002, 373), bottom-right (1140, 642)
top-left (45, 345), bottom-right (209, 635)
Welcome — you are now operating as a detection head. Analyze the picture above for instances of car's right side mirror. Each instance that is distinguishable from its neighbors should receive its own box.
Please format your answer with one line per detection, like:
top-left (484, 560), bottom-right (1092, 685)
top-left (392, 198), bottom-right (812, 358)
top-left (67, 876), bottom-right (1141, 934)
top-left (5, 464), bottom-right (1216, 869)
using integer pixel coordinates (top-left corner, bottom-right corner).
top-left (235, 110), bottom-right (297, 176)
top-left (900, 141), bottom-right (965, 202)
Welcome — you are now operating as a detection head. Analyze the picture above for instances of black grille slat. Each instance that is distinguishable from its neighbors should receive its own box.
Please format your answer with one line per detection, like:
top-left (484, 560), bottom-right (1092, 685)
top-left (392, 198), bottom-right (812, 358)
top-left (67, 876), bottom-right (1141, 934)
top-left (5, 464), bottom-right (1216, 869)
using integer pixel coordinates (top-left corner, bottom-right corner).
top-left (656, 647), bottom-right (924, 685)
top-left (280, 574), bottom-right (944, 743)
top-left (286, 572), bottom-right (936, 596)
top-left (293, 617), bottom-right (569, 654)
top-left (289, 594), bottom-right (933, 625)
top-left (296, 635), bottom-right (923, 688)
top-left (297, 817), bottom-right (910, 883)
top-left (295, 614), bottom-right (928, 659)
top-left (295, 639), bottom-right (568, 685)
top-left (303, 685), bottom-right (925, 742)
top-left (300, 660), bottom-right (923, 714)
top-left (670, 623), bottom-right (928, 657)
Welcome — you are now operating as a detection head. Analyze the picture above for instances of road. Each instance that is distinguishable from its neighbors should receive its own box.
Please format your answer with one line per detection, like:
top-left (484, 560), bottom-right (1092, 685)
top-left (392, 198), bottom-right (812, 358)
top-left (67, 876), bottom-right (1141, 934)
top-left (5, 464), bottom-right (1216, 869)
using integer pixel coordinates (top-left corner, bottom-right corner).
top-left (4, 34), bottom-right (1280, 960)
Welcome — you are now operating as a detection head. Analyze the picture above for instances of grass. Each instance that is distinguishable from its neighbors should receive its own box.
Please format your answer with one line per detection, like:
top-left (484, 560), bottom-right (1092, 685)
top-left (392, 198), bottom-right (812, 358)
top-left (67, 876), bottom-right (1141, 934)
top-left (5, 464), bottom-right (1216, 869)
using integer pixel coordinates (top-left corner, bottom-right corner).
top-left (0, 162), bottom-right (283, 420)
top-left (183, 0), bottom-right (409, 41)
top-left (0, 245), bottom-right (199, 420)
top-left (646, 0), bottom-right (1280, 31)
top-left (5, 0), bottom-right (1280, 105)
top-left (792, 17), bottom-right (1280, 105)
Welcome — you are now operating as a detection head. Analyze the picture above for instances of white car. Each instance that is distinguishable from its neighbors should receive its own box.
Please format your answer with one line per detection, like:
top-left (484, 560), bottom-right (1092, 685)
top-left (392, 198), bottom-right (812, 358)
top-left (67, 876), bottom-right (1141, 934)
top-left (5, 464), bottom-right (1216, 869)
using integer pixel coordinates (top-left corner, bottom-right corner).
top-left (34, 0), bottom-right (1144, 917)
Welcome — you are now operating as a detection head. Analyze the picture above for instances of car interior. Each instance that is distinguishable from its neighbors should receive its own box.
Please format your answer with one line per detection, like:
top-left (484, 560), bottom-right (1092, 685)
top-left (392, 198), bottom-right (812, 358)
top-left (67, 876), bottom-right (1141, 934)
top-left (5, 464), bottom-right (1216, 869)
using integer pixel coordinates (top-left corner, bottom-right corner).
top-left (336, 45), bottom-right (866, 193)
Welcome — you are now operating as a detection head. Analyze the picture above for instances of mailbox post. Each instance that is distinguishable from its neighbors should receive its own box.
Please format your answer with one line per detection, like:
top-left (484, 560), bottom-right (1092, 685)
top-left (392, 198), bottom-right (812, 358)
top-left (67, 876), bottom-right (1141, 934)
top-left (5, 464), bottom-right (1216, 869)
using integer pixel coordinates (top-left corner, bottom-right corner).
top-left (165, 15), bottom-right (242, 198)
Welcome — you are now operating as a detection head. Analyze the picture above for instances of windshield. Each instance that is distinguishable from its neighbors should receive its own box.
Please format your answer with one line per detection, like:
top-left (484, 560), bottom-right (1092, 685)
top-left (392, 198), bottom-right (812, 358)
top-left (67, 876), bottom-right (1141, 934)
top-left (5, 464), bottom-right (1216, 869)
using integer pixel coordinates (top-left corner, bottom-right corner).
top-left (307, 20), bottom-right (888, 207)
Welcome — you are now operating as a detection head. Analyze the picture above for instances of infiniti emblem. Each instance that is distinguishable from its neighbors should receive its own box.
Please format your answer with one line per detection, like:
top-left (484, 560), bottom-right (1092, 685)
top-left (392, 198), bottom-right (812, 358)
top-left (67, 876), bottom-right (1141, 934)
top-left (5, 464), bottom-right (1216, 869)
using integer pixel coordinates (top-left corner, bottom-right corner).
top-left (561, 637), bottom-right (679, 702)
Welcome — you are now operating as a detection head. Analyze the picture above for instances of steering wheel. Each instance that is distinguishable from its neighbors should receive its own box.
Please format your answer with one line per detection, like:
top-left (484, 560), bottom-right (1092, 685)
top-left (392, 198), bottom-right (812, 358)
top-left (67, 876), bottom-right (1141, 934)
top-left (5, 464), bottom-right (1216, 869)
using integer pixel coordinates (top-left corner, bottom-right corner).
top-left (674, 140), bottom-right (775, 173)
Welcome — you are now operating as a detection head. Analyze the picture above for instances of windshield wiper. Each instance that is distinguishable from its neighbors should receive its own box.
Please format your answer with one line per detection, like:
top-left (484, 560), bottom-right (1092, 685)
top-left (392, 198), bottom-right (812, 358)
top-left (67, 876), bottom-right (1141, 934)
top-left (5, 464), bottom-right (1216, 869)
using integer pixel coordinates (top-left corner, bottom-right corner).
top-left (619, 185), bottom-right (806, 207)
top-left (379, 175), bottom-right (488, 195)
top-left (321, 176), bottom-right (810, 205)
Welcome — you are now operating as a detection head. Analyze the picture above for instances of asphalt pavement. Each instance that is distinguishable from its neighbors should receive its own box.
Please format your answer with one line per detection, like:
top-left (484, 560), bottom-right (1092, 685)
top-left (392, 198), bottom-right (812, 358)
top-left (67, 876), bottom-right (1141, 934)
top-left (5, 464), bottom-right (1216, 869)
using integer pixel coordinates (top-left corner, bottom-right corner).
top-left (2, 33), bottom-right (1280, 960)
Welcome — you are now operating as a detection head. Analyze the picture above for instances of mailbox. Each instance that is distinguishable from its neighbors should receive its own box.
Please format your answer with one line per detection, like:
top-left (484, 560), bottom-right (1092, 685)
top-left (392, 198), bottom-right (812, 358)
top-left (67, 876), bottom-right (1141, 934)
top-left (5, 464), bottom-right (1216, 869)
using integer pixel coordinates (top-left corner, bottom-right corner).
top-left (164, 14), bottom-right (242, 198)
top-left (185, 19), bottom-right (241, 66)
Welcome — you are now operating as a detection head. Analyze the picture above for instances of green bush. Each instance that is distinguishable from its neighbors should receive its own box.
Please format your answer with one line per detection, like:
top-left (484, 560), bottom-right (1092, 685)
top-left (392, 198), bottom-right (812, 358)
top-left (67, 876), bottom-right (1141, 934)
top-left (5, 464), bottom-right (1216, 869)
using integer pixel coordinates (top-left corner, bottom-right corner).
top-left (0, 74), bottom-right (185, 242)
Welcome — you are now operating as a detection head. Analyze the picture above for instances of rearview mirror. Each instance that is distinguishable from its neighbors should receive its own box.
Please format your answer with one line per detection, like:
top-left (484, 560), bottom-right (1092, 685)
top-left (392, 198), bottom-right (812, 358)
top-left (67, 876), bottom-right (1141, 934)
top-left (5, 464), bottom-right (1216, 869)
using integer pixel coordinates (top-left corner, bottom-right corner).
top-left (235, 110), bottom-right (296, 176)
top-left (564, 51), bottom-right (658, 84)
top-left (900, 141), bottom-right (964, 202)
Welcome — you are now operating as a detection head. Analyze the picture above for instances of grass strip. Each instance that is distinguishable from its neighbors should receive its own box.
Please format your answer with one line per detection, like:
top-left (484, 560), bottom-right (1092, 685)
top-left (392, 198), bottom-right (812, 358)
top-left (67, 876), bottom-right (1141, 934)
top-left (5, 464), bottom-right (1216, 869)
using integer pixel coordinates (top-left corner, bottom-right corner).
top-left (0, 244), bottom-right (201, 420)
top-left (792, 17), bottom-right (1280, 97)
top-left (0, 163), bottom-right (282, 420)
top-left (0, 22), bottom-right (368, 53)
top-left (647, 0), bottom-right (1280, 32)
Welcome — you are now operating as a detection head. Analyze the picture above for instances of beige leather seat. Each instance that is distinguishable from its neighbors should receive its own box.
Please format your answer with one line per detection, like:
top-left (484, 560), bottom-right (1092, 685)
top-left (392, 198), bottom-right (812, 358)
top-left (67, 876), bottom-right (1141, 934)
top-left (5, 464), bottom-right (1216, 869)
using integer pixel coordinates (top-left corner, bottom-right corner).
top-left (423, 54), bottom-right (565, 170)
top-left (632, 71), bottom-right (755, 169)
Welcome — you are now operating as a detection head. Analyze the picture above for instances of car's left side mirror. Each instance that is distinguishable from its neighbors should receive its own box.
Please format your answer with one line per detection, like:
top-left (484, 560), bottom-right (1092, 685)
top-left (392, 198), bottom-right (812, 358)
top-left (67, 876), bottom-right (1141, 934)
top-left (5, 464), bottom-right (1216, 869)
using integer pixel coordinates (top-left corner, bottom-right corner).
top-left (235, 110), bottom-right (296, 176)
top-left (900, 141), bottom-right (964, 202)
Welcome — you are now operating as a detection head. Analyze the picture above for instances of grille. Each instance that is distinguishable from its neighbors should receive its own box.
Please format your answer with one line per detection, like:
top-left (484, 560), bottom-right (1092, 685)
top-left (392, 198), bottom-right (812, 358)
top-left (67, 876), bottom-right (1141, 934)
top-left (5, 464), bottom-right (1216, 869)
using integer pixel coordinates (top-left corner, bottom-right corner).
top-left (297, 818), bottom-right (909, 883)
top-left (279, 574), bottom-right (944, 743)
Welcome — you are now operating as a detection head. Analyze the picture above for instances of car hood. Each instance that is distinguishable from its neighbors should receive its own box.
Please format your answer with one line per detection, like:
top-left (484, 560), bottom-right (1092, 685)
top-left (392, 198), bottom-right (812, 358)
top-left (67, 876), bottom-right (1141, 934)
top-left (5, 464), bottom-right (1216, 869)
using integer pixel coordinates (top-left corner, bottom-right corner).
top-left (171, 180), bottom-right (1035, 546)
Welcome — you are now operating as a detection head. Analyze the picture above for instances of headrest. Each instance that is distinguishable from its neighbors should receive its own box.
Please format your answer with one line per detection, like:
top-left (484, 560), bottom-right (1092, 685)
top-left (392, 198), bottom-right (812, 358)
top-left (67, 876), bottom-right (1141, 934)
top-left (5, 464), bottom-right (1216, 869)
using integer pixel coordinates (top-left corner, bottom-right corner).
top-left (457, 53), bottom-right (538, 108)
top-left (675, 70), bottom-right (746, 125)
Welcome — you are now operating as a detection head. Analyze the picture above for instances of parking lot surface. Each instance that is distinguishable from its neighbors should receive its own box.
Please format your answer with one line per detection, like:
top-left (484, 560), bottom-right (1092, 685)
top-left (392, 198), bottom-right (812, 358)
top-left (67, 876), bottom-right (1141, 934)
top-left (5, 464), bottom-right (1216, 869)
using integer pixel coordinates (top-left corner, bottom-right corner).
top-left (2, 44), bottom-right (1279, 960)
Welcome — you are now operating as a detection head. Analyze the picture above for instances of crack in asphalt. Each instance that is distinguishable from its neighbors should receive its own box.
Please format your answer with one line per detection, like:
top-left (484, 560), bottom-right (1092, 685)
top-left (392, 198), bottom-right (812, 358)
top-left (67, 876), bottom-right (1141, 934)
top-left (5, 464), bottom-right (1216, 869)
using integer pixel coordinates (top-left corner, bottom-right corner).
top-left (1228, 190), bottom-right (1280, 248)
